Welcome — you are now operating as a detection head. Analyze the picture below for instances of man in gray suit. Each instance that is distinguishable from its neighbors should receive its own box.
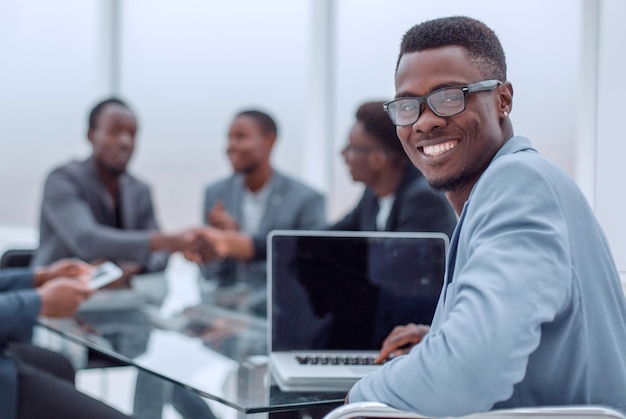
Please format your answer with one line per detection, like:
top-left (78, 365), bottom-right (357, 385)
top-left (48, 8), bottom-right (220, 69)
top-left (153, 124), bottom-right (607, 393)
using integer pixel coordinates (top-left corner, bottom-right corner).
top-left (32, 98), bottom-right (213, 419)
top-left (195, 109), bottom-right (325, 316)
top-left (33, 98), bottom-right (196, 283)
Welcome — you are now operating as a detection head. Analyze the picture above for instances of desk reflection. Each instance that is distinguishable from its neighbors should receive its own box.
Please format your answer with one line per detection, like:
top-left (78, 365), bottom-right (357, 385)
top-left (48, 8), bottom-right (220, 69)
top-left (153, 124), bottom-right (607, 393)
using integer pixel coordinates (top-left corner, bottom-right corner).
top-left (38, 255), bottom-right (344, 416)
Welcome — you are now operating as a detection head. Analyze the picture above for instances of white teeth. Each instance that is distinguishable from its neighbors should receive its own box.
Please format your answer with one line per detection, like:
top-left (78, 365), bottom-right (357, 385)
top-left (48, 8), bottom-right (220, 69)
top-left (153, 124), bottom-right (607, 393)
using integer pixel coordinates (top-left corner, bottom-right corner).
top-left (422, 141), bottom-right (458, 157)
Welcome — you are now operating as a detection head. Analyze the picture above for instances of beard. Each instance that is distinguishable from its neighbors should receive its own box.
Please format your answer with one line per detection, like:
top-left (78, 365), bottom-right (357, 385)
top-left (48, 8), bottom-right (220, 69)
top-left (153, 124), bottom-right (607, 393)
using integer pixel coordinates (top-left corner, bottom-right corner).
top-left (101, 162), bottom-right (127, 177)
top-left (234, 160), bottom-right (260, 175)
top-left (426, 166), bottom-right (479, 192)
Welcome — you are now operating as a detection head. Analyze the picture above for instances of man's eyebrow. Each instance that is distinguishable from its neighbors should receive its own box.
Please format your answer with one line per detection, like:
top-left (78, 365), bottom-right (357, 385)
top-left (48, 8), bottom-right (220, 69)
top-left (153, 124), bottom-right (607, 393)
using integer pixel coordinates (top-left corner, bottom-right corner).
top-left (394, 81), bottom-right (469, 99)
top-left (394, 91), bottom-right (416, 99)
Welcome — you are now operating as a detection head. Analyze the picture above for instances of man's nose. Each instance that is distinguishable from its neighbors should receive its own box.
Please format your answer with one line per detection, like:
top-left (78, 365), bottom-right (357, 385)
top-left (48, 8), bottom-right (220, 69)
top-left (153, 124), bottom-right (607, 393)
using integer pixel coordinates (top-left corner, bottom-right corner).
top-left (226, 140), bottom-right (237, 153)
top-left (412, 105), bottom-right (446, 133)
top-left (340, 147), bottom-right (353, 161)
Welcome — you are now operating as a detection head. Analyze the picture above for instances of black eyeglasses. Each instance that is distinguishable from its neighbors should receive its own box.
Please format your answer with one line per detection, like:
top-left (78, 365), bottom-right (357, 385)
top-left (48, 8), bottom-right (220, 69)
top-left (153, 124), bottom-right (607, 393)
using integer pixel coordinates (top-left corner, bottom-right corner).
top-left (383, 79), bottom-right (502, 126)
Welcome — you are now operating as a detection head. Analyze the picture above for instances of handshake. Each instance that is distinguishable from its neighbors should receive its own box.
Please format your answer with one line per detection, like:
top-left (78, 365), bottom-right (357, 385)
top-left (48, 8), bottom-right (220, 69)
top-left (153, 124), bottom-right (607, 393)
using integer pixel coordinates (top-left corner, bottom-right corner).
top-left (156, 200), bottom-right (254, 264)
top-left (159, 226), bottom-right (255, 264)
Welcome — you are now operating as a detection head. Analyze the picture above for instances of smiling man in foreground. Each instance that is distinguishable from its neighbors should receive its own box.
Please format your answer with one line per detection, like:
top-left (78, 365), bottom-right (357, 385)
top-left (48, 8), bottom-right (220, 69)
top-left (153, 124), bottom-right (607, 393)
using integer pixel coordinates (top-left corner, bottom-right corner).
top-left (347, 16), bottom-right (626, 416)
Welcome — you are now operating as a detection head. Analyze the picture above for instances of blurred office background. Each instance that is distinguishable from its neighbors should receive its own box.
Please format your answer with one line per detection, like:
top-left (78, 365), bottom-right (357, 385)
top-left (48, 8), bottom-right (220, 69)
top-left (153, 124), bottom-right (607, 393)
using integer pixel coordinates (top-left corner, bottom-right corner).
top-left (0, 0), bottom-right (624, 274)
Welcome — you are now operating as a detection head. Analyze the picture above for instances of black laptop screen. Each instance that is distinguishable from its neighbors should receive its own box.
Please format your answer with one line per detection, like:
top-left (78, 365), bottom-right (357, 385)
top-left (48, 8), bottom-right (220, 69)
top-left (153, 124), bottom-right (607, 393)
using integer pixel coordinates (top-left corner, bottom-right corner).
top-left (269, 232), bottom-right (447, 352)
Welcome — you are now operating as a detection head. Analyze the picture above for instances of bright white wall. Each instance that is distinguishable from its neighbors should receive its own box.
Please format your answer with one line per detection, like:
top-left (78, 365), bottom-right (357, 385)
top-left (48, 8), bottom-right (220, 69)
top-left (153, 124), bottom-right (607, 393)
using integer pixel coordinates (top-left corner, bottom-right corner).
top-left (118, 0), bottom-right (311, 230)
top-left (0, 0), bottom-right (103, 227)
top-left (595, 0), bottom-right (626, 272)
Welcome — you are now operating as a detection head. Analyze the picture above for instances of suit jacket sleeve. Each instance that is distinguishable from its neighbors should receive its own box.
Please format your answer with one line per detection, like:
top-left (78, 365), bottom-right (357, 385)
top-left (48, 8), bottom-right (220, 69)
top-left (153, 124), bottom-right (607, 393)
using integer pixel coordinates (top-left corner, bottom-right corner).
top-left (199, 181), bottom-right (236, 279)
top-left (250, 186), bottom-right (326, 261)
top-left (133, 186), bottom-right (169, 273)
top-left (0, 269), bottom-right (41, 342)
top-left (40, 169), bottom-right (155, 264)
top-left (394, 187), bottom-right (457, 237)
top-left (348, 158), bottom-right (571, 416)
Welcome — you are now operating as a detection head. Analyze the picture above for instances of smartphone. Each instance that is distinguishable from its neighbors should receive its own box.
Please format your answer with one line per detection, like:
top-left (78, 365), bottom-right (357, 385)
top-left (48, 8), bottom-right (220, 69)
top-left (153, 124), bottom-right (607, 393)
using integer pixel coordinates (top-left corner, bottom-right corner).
top-left (89, 262), bottom-right (123, 289)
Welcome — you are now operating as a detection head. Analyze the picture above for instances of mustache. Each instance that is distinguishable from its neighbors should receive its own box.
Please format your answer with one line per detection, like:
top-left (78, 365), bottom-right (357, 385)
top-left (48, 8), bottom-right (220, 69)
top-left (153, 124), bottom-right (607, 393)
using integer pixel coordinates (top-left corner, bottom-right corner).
top-left (414, 132), bottom-right (447, 142)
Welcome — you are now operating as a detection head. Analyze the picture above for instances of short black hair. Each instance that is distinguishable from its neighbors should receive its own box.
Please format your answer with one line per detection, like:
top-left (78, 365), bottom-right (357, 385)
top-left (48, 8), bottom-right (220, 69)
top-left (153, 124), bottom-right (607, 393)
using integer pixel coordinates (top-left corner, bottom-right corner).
top-left (236, 109), bottom-right (278, 137)
top-left (397, 16), bottom-right (506, 81)
top-left (88, 98), bottom-right (133, 131)
top-left (356, 101), bottom-right (408, 163)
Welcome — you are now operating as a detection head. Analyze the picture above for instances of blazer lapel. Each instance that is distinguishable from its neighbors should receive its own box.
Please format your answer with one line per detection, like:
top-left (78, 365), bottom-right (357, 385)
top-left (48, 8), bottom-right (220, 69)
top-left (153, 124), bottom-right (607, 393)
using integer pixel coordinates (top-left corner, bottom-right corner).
top-left (444, 200), bottom-right (468, 288)
top-left (257, 173), bottom-right (283, 234)
top-left (119, 175), bottom-right (136, 229)
top-left (85, 158), bottom-right (117, 227)
top-left (364, 195), bottom-right (379, 231)
top-left (442, 137), bottom-right (535, 286)
top-left (229, 176), bottom-right (245, 223)
top-left (384, 167), bottom-right (415, 231)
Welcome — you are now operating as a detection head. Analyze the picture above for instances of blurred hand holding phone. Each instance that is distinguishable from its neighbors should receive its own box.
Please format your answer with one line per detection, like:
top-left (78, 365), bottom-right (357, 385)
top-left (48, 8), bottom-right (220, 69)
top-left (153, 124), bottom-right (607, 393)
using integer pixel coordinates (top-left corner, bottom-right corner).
top-left (89, 262), bottom-right (123, 289)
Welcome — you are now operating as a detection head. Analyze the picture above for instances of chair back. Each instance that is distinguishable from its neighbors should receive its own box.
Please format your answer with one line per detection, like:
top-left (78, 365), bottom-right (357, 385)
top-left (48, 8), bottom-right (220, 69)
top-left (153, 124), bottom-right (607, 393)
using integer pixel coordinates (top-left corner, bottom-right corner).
top-left (323, 402), bottom-right (626, 419)
top-left (0, 248), bottom-right (35, 269)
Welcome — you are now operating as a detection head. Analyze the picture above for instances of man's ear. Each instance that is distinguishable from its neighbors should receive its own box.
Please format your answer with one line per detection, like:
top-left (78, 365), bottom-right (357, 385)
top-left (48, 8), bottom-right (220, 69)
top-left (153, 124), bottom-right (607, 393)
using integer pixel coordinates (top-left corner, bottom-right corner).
top-left (498, 81), bottom-right (514, 116)
top-left (264, 133), bottom-right (277, 152)
top-left (87, 128), bottom-right (95, 145)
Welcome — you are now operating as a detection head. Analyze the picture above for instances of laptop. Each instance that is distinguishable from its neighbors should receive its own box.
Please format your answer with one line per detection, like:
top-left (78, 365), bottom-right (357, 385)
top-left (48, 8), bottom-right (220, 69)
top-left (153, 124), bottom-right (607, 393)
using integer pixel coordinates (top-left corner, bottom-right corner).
top-left (267, 230), bottom-right (449, 392)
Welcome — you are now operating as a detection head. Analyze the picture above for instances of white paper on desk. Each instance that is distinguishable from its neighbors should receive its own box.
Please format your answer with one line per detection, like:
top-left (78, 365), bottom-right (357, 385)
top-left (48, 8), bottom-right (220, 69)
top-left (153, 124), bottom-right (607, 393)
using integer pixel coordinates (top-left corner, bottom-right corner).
top-left (158, 254), bottom-right (202, 317)
top-left (132, 329), bottom-right (238, 396)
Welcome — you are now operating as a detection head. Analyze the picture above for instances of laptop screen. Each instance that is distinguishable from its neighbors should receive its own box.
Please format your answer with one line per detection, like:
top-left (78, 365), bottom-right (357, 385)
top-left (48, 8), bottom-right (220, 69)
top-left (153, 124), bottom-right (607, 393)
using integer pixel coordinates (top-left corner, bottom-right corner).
top-left (268, 230), bottom-right (448, 352)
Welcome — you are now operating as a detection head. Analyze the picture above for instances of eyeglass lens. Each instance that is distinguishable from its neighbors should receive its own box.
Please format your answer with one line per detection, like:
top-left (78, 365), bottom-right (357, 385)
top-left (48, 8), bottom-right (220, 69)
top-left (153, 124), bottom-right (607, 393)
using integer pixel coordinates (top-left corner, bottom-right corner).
top-left (389, 88), bottom-right (465, 126)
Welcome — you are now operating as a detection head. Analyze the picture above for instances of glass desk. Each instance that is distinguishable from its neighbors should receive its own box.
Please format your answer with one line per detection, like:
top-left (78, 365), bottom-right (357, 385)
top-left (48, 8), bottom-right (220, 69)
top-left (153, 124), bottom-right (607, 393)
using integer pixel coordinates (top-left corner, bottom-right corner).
top-left (37, 256), bottom-right (346, 416)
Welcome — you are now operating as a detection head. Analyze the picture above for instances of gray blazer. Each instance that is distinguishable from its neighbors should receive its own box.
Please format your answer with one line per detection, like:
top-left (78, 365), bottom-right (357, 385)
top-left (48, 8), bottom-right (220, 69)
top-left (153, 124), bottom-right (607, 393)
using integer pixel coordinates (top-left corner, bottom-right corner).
top-left (32, 158), bottom-right (169, 272)
top-left (200, 170), bottom-right (326, 287)
top-left (349, 136), bottom-right (626, 415)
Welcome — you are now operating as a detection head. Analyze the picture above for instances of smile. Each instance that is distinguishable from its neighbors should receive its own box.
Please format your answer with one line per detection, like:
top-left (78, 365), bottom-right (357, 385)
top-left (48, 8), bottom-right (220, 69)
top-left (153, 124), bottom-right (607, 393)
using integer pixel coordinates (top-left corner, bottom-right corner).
top-left (422, 140), bottom-right (459, 157)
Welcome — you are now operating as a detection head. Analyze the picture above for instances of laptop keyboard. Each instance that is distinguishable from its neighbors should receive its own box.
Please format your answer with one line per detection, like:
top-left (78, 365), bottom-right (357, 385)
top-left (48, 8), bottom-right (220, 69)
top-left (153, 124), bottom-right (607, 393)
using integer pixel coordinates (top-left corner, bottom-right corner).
top-left (295, 355), bottom-right (377, 366)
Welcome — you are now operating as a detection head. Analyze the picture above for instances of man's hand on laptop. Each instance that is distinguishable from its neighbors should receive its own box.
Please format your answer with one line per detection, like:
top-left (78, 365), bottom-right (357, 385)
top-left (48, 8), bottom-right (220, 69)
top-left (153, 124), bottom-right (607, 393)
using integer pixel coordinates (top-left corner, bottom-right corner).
top-left (375, 323), bottom-right (430, 364)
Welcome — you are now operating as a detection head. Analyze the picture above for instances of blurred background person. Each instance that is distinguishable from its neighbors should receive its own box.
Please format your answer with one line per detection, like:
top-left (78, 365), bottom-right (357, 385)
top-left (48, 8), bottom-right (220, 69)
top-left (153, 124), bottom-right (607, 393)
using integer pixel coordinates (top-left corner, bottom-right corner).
top-left (29, 97), bottom-right (210, 419)
top-left (32, 98), bottom-right (198, 286)
top-left (331, 101), bottom-right (457, 237)
top-left (1, 259), bottom-right (134, 418)
top-left (197, 109), bottom-right (326, 316)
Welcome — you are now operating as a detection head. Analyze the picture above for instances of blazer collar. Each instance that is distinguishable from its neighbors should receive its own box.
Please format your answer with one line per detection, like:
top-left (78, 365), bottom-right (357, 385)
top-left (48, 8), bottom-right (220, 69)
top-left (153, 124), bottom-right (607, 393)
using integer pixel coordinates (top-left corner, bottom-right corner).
top-left (231, 170), bottom-right (284, 233)
top-left (444, 136), bottom-right (535, 286)
top-left (83, 156), bottom-right (135, 227)
top-left (467, 136), bottom-right (535, 203)
top-left (384, 165), bottom-right (421, 230)
top-left (257, 171), bottom-right (285, 233)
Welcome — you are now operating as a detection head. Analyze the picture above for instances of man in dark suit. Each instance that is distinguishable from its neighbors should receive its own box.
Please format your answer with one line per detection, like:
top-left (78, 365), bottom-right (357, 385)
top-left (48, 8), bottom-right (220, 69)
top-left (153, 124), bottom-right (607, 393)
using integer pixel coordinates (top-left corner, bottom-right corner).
top-left (0, 260), bottom-right (132, 419)
top-left (288, 101), bottom-right (457, 358)
top-left (33, 98), bottom-right (197, 284)
top-left (331, 101), bottom-right (457, 237)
